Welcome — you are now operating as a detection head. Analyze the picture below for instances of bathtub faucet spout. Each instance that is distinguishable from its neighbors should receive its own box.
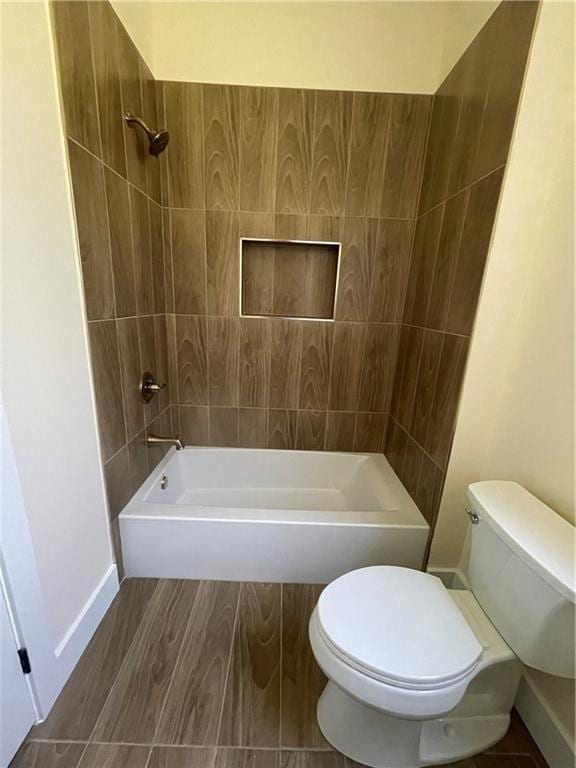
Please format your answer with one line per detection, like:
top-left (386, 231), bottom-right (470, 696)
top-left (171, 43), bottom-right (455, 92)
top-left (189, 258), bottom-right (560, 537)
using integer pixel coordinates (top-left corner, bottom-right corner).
top-left (146, 433), bottom-right (185, 451)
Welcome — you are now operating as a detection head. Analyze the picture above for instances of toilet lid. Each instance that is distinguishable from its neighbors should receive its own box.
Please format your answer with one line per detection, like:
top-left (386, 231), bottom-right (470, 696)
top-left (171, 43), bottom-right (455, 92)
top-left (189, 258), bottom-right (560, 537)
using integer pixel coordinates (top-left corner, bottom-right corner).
top-left (317, 566), bottom-right (483, 690)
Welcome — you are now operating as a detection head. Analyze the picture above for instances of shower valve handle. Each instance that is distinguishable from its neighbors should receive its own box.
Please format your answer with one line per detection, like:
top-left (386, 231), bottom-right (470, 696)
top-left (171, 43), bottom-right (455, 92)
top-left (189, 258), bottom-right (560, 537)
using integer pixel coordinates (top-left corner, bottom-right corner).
top-left (140, 371), bottom-right (166, 403)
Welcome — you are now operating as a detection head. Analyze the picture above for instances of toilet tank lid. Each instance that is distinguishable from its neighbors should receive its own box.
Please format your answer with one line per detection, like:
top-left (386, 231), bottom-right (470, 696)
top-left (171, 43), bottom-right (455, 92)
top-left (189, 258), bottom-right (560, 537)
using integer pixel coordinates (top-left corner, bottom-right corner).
top-left (468, 481), bottom-right (575, 604)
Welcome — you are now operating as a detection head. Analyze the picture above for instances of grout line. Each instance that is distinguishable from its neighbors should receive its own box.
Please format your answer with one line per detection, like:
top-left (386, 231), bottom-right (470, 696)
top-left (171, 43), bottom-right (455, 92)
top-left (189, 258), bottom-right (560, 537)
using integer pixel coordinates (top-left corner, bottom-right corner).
top-left (417, 163), bottom-right (507, 220)
top-left (215, 583), bottom-right (242, 746)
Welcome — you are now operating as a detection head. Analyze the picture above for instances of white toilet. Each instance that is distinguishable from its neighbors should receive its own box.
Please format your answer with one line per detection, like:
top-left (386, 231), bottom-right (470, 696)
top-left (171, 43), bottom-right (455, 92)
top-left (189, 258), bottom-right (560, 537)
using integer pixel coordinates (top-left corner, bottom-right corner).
top-left (309, 481), bottom-right (575, 767)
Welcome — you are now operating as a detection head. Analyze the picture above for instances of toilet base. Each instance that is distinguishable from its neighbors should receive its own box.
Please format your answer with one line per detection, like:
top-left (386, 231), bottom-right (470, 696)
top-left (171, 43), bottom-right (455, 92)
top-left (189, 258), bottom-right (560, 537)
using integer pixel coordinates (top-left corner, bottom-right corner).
top-left (317, 682), bottom-right (511, 768)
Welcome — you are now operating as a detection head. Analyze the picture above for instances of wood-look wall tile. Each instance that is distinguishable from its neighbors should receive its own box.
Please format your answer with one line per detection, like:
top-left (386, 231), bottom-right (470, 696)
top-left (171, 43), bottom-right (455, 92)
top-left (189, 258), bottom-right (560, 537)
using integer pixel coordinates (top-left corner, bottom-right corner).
top-left (381, 95), bottom-right (431, 218)
top-left (400, 435), bottom-right (424, 501)
top-left (208, 317), bottom-right (240, 406)
top-left (275, 89), bottom-right (315, 214)
top-left (299, 322), bottom-right (333, 411)
top-left (117, 318), bottom-right (144, 441)
top-left (358, 325), bottom-right (399, 413)
top-left (88, 321), bottom-right (125, 460)
top-left (426, 190), bottom-right (468, 331)
top-left (240, 212), bottom-right (276, 239)
top-left (204, 84), bottom-right (240, 210)
top-left (329, 323), bottom-right (365, 411)
top-left (384, 418), bottom-right (408, 477)
top-left (345, 92), bottom-right (391, 217)
top-left (240, 87), bottom-right (278, 211)
top-left (162, 209), bottom-right (175, 312)
top-left (176, 315), bottom-right (208, 405)
top-left (171, 210), bottom-right (206, 314)
top-left (164, 82), bottom-right (205, 208)
top-left (274, 213), bottom-right (308, 240)
top-left (307, 215), bottom-right (341, 242)
top-left (445, 169), bottom-right (503, 335)
top-left (410, 330), bottom-right (443, 447)
top-left (179, 406), bottom-right (210, 446)
top-left (472, 1), bottom-right (538, 182)
top-left (154, 314), bottom-right (170, 413)
top-left (166, 314), bottom-right (178, 403)
top-left (354, 413), bottom-right (388, 453)
top-left (117, 25), bottom-right (147, 192)
top-left (368, 219), bottom-right (413, 323)
top-left (150, 202), bottom-right (166, 314)
top-left (104, 167), bottom-right (137, 318)
top-left (242, 243), bottom-right (275, 317)
top-left (310, 91), bottom-right (353, 215)
top-left (141, 63), bottom-right (162, 204)
top-left (415, 455), bottom-right (444, 527)
top-left (51, 1), bottom-right (100, 155)
top-left (239, 409), bottom-right (268, 448)
top-left (267, 410), bottom-right (298, 450)
top-left (103, 445), bottom-right (131, 522)
top-left (218, 583), bottom-right (281, 746)
top-left (127, 429), bottom-right (149, 494)
top-left (239, 318), bottom-right (270, 408)
top-left (9, 741), bottom-right (85, 768)
top-left (336, 218), bottom-right (373, 321)
top-left (78, 744), bottom-right (150, 768)
top-left (270, 245), bottom-right (308, 319)
top-left (32, 579), bottom-right (158, 740)
top-left (148, 747), bottom-right (216, 768)
top-left (156, 581), bottom-right (240, 746)
top-left (269, 319), bottom-right (302, 409)
top-left (147, 409), bottom-right (174, 469)
top-left (94, 580), bottom-right (199, 744)
top-left (390, 325), bottom-right (423, 431)
top-left (88, 1), bottom-right (125, 176)
top-left (67, 141), bottom-right (114, 320)
top-left (402, 205), bottom-right (444, 327)
top-left (296, 411), bottom-right (327, 451)
top-left (426, 334), bottom-right (469, 467)
top-left (139, 316), bottom-right (160, 423)
top-left (324, 412), bottom-right (356, 452)
top-left (130, 187), bottom-right (155, 315)
top-left (206, 210), bottom-right (240, 316)
top-left (281, 584), bottom-right (327, 748)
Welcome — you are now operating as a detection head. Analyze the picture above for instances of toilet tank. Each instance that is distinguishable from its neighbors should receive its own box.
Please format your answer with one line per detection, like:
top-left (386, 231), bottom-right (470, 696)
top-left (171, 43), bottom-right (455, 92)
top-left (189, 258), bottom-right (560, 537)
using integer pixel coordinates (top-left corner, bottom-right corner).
top-left (466, 481), bottom-right (575, 678)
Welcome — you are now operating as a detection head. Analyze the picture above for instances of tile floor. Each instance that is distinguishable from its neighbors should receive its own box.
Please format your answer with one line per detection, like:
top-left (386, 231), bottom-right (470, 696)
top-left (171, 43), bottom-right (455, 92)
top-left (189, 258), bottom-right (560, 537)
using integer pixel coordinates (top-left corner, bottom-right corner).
top-left (12, 579), bottom-right (548, 768)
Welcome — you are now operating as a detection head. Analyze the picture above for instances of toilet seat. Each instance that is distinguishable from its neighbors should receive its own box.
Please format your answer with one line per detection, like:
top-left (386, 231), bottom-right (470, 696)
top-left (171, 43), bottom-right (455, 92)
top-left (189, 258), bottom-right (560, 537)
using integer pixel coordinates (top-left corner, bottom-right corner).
top-left (310, 567), bottom-right (484, 718)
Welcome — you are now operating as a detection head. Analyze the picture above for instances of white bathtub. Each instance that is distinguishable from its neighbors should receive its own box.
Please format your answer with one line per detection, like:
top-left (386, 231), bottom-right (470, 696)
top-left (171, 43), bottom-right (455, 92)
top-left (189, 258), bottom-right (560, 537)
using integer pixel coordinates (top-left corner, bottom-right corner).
top-left (119, 447), bottom-right (429, 582)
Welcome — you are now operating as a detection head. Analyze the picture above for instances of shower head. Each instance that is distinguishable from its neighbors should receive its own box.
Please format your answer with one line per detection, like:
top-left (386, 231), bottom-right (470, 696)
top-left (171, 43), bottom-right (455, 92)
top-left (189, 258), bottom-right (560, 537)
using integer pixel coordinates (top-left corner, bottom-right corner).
top-left (124, 113), bottom-right (170, 156)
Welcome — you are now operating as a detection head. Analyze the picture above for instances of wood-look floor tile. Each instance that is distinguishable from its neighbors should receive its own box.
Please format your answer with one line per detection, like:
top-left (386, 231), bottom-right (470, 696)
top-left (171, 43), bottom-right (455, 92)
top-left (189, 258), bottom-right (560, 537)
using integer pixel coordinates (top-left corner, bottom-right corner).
top-left (275, 89), bottom-right (315, 214)
top-left (299, 322), bottom-right (333, 411)
top-left (51, 1), bottom-right (100, 156)
top-left (93, 580), bottom-right (200, 744)
top-left (156, 581), bottom-right (240, 745)
top-left (32, 579), bottom-right (158, 740)
top-left (489, 711), bottom-right (548, 767)
top-left (310, 91), bottom-right (353, 216)
top-left (164, 82), bottom-right (205, 209)
top-left (9, 741), bottom-right (85, 768)
top-left (240, 87), bottom-right (278, 212)
top-left (282, 584), bottom-right (327, 748)
top-left (280, 752), bottom-right (345, 768)
top-left (218, 583), bottom-right (281, 747)
top-left (67, 140), bottom-right (114, 321)
top-left (204, 84), bottom-right (240, 210)
top-left (78, 744), bottom-right (150, 768)
top-left (215, 749), bottom-right (279, 768)
top-left (148, 748), bottom-right (216, 768)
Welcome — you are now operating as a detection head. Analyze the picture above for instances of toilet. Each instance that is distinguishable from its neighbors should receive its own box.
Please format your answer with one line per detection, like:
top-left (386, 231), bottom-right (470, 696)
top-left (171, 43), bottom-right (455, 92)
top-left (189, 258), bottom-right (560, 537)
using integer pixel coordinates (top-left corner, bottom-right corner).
top-left (309, 481), bottom-right (575, 767)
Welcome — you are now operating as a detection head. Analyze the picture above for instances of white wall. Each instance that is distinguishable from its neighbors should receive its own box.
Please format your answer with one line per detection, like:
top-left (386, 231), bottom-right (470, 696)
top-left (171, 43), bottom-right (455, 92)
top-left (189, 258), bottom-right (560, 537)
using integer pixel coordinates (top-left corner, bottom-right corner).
top-left (111, 0), bottom-right (497, 94)
top-left (1, 1), bottom-right (114, 648)
top-left (429, 0), bottom-right (574, 750)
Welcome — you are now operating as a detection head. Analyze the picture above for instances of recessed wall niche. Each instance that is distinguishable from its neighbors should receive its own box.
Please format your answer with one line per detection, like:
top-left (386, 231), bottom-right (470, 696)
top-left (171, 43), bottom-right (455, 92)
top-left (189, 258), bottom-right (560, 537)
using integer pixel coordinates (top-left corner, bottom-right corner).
top-left (240, 238), bottom-right (341, 320)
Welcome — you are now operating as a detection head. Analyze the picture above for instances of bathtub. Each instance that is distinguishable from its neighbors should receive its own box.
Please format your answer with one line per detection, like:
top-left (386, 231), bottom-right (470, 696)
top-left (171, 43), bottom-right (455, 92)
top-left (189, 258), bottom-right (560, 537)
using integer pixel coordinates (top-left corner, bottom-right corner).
top-left (119, 447), bottom-right (429, 582)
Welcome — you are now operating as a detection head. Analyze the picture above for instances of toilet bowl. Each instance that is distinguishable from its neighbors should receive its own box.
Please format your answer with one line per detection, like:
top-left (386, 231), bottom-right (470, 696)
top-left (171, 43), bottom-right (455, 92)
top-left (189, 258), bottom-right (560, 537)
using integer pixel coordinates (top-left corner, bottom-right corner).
top-left (309, 482), bottom-right (575, 768)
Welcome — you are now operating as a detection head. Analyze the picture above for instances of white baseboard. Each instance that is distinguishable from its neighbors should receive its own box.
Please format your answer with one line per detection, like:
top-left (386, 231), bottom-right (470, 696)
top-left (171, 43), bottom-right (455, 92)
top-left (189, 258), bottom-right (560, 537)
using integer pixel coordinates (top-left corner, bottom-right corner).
top-left (516, 675), bottom-right (575, 768)
top-left (54, 564), bottom-right (118, 681)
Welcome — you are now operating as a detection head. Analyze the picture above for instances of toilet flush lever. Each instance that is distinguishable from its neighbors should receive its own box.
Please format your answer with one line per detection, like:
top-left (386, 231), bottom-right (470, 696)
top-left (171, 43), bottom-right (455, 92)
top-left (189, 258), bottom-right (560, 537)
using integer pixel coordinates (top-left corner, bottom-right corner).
top-left (140, 371), bottom-right (166, 403)
top-left (466, 506), bottom-right (481, 524)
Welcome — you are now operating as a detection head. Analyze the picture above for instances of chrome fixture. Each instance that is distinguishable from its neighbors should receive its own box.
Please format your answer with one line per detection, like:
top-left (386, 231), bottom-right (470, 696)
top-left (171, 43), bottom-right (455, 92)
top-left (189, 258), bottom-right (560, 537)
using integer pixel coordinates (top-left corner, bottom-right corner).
top-left (124, 113), bottom-right (170, 156)
top-left (146, 433), bottom-right (184, 451)
top-left (466, 506), bottom-right (481, 524)
top-left (140, 371), bottom-right (166, 403)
